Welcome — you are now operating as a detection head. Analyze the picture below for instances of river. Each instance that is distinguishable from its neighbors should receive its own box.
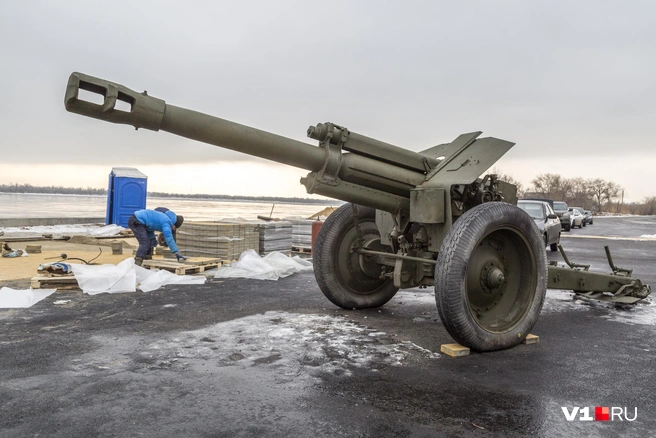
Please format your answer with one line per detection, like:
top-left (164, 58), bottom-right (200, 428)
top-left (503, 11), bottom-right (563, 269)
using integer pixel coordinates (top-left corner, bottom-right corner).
top-left (0, 193), bottom-right (341, 221)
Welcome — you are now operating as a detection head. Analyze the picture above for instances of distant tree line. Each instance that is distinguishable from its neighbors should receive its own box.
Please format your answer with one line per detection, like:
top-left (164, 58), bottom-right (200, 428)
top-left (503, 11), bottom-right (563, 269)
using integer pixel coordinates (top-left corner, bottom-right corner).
top-left (0, 183), bottom-right (337, 205)
top-left (494, 172), bottom-right (654, 215)
top-left (0, 183), bottom-right (106, 195)
top-left (526, 174), bottom-right (623, 213)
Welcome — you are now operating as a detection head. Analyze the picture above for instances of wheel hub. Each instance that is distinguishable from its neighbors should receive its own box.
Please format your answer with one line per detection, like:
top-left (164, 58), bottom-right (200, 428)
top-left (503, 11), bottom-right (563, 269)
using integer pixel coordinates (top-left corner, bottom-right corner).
top-left (465, 227), bottom-right (537, 333)
top-left (355, 238), bottom-right (388, 279)
top-left (479, 261), bottom-right (505, 294)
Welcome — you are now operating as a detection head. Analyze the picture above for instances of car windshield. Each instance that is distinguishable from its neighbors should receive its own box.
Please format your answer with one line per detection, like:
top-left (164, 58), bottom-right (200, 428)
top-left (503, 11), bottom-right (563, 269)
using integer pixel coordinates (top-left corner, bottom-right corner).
top-left (576, 208), bottom-right (585, 214)
top-left (553, 202), bottom-right (568, 212)
top-left (518, 202), bottom-right (544, 220)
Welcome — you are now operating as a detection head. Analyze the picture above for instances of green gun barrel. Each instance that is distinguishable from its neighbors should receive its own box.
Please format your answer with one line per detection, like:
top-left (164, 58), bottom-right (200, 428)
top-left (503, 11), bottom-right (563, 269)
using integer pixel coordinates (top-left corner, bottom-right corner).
top-left (64, 72), bottom-right (428, 211)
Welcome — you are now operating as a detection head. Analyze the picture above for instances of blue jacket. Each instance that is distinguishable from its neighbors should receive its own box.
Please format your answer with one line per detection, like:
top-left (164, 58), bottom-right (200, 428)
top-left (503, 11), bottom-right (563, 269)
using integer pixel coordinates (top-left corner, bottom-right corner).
top-left (134, 209), bottom-right (180, 253)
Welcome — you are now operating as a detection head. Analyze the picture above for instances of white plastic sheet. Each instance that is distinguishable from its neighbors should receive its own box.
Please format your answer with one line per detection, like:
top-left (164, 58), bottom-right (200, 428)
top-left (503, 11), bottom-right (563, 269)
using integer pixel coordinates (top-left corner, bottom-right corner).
top-left (213, 249), bottom-right (313, 281)
top-left (0, 223), bottom-right (125, 239)
top-left (71, 258), bottom-right (206, 294)
top-left (88, 224), bottom-right (125, 237)
top-left (72, 258), bottom-right (137, 294)
top-left (135, 265), bottom-right (206, 292)
top-left (0, 287), bottom-right (57, 308)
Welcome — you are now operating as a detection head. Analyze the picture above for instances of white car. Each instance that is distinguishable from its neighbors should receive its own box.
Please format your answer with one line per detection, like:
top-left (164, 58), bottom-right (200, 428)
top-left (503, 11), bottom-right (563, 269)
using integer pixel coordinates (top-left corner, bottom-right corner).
top-left (518, 200), bottom-right (562, 251)
top-left (568, 207), bottom-right (584, 228)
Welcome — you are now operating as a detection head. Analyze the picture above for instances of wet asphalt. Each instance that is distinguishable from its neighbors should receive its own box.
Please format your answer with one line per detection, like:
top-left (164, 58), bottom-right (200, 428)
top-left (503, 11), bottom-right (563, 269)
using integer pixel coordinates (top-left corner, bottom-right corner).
top-left (1, 216), bottom-right (655, 437)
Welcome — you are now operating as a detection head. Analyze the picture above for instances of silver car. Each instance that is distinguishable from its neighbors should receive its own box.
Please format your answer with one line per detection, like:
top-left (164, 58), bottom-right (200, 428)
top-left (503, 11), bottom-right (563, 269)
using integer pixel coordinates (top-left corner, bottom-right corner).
top-left (518, 200), bottom-right (562, 251)
top-left (568, 207), bottom-right (584, 228)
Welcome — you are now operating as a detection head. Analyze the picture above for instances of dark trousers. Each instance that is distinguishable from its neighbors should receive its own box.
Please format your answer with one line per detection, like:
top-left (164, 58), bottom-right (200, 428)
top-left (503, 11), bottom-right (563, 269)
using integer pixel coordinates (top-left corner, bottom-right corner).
top-left (128, 215), bottom-right (156, 259)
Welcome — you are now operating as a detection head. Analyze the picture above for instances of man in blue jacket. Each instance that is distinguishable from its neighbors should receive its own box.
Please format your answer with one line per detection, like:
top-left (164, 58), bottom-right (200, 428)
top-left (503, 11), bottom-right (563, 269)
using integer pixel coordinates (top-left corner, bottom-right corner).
top-left (127, 207), bottom-right (187, 266)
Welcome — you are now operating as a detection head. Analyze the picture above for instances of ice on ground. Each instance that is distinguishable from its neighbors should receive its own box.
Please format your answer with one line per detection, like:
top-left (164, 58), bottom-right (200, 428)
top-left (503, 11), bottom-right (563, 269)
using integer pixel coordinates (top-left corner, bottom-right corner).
top-left (390, 289), bottom-right (436, 307)
top-left (154, 312), bottom-right (441, 377)
top-left (396, 286), bottom-right (655, 328)
top-left (71, 311), bottom-right (440, 380)
top-left (542, 289), bottom-right (656, 326)
top-left (541, 289), bottom-right (592, 313)
top-left (600, 298), bottom-right (656, 326)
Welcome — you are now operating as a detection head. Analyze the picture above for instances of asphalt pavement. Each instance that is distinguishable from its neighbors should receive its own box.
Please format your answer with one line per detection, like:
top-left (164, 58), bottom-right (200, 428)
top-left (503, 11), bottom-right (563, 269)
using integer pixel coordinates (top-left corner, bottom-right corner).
top-left (1, 216), bottom-right (655, 437)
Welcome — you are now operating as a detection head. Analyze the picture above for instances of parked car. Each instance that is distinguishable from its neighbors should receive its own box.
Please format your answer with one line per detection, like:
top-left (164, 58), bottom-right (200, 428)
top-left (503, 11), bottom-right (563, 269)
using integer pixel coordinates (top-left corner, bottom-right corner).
top-left (568, 207), bottom-right (584, 228)
top-left (570, 207), bottom-right (592, 226)
top-left (552, 201), bottom-right (572, 232)
top-left (518, 200), bottom-right (561, 251)
top-left (582, 209), bottom-right (593, 225)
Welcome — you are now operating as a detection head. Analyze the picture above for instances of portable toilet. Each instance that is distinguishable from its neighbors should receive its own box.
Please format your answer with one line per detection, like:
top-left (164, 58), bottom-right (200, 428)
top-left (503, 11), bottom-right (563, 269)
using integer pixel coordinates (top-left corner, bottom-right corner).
top-left (106, 167), bottom-right (147, 227)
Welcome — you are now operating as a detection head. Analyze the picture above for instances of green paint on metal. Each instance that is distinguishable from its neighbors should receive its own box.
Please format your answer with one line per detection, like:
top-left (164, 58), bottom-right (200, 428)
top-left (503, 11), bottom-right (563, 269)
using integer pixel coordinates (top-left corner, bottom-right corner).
top-left (64, 70), bottom-right (651, 354)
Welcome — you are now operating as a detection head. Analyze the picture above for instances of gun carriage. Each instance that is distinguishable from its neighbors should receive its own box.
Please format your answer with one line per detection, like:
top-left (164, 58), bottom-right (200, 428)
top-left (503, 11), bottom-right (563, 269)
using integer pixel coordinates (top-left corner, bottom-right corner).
top-left (64, 73), bottom-right (650, 352)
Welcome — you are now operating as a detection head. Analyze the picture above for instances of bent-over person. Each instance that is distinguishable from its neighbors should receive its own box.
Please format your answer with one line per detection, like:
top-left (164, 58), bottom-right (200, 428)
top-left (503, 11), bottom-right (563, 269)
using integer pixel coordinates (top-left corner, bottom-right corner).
top-left (127, 207), bottom-right (186, 266)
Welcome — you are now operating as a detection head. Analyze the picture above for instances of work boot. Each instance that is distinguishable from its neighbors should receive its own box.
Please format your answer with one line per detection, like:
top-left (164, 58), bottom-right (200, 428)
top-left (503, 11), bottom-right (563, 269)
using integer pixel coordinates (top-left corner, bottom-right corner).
top-left (135, 257), bottom-right (144, 266)
top-left (144, 254), bottom-right (153, 260)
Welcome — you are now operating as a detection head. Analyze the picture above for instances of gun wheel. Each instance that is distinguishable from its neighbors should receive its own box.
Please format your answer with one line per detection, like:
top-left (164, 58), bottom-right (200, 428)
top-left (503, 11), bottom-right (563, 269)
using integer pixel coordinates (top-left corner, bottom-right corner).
top-left (435, 202), bottom-right (547, 352)
top-left (314, 203), bottom-right (398, 309)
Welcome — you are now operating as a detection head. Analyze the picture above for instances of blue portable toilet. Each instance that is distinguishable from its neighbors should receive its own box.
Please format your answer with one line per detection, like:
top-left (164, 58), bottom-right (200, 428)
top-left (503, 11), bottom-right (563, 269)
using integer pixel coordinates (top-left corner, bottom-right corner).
top-left (106, 167), bottom-right (148, 227)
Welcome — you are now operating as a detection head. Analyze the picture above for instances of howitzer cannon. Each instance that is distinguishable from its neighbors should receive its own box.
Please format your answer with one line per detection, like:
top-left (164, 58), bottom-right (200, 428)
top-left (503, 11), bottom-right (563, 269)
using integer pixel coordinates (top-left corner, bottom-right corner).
top-left (64, 72), bottom-right (650, 352)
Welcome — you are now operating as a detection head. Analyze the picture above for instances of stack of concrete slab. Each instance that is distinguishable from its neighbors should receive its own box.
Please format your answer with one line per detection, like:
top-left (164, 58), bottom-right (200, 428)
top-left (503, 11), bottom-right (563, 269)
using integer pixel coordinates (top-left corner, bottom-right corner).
top-left (175, 221), bottom-right (259, 260)
top-left (283, 218), bottom-right (314, 250)
top-left (257, 221), bottom-right (292, 255)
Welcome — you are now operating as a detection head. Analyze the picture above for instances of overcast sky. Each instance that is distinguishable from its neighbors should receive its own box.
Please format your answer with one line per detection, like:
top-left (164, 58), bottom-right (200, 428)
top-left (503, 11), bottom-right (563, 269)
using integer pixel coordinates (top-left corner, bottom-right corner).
top-left (1, 1), bottom-right (654, 201)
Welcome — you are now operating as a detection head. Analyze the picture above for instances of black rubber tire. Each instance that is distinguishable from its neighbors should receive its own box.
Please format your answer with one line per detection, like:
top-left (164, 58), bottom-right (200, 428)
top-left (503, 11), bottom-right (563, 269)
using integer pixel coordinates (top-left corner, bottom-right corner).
top-left (550, 240), bottom-right (559, 252)
top-left (565, 224), bottom-right (571, 232)
top-left (582, 222), bottom-right (586, 227)
top-left (313, 203), bottom-right (398, 309)
top-left (434, 202), bottom-right (547, 352)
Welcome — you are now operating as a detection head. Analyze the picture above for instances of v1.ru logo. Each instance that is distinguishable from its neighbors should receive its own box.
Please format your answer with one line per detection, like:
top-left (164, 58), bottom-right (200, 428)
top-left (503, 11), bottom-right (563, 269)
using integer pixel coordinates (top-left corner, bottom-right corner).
top-left (561, 406), bottom-right (637, 421)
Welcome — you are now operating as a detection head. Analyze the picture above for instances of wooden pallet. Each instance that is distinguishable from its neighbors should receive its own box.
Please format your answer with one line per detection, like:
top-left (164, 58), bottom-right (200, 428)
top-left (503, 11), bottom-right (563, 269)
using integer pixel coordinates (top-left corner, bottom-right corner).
top-left (31, 275), bottom-right (79, 290)
top-left (141, 257), bottom-right (223, 275)
top-left (291, 246), bottom-right (312, 254)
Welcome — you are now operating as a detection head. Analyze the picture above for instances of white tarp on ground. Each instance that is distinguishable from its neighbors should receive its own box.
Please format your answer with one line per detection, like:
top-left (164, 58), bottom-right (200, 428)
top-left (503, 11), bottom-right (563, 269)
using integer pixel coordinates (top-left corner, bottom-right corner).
top-left (0, 223), bottom-right (125, 239)
top-left (0, 287), bottom-right (57, 308)
top-left (72, 258), bottom-right (206, 295)
top-left (213, 249), bottom-right (313, 281)
top-left (135, 265), bottom-right (206, 293)
top-left (87, 224), bottom-right (126, 237)
top-left (72, 258), bottom-right (137, 294)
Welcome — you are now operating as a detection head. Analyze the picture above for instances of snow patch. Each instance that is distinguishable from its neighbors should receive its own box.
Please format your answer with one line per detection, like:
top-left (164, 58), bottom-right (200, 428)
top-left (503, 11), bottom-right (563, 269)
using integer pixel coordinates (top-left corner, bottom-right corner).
top-left (601, 298), bottom-right (656, 326)
top-left (541, 289), bottom-right (592, 314)
top-left (71, 311), bottom-right (440, 379)
top-left (145, 312), bottom-right (441, 377)
top-left (542, 290), bottom-right (656, 326)
top-left (391, 289), bottom-right (436, 307)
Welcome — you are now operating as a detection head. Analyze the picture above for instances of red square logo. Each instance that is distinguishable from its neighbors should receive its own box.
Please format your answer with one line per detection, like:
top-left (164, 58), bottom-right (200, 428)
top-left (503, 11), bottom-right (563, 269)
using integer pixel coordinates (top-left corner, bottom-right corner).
top-left (595, 406), bottom-right (609, 421)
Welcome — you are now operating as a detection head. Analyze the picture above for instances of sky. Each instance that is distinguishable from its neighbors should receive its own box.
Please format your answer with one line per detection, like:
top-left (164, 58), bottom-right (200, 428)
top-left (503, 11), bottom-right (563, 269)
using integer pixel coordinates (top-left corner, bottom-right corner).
top-left (1, 1), bottom-right (655, 202)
